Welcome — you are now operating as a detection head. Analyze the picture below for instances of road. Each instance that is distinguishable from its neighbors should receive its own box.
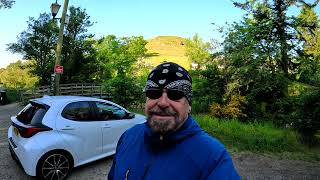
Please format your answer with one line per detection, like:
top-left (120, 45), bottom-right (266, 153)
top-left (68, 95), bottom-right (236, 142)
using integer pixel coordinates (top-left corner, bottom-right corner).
top-left (0, 103), bottom-right (112, 180)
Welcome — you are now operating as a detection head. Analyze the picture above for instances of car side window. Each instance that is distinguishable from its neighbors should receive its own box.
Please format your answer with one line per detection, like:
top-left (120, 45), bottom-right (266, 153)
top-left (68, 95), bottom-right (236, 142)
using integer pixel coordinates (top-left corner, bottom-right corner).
top-left (62, 101), bottom-right (91, 121)
top-left (95, 102), bottom-right (126, 120)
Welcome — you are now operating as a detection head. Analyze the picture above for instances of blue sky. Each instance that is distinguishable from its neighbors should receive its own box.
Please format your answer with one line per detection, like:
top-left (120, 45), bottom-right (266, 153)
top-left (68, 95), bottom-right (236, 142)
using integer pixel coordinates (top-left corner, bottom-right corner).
top-left (0, 0), bottom-right (318, 68)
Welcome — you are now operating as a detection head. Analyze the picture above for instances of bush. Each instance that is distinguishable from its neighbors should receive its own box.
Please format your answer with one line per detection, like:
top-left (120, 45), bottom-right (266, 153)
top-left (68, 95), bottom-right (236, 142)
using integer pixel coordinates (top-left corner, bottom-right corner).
top-left (104, 75), bottom-right (144, 108)
top-left (5, 88), bottom-right (21, 103)
top-left (271, 90), bottom-right (320, 146)
top-left (210, 95), bottom-right (247, 119)
top-left (293, 90), bottom-right (320, 146)
top-left (191, 64), bottom-right (225, 114)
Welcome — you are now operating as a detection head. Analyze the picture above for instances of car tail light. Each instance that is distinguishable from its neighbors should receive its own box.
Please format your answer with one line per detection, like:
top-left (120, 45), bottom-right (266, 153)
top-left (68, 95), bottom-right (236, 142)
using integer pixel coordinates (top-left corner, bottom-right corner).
top-left (12, 122), bottom-right (52, 138)
top-left (19, 127), bottom-right (52, 138)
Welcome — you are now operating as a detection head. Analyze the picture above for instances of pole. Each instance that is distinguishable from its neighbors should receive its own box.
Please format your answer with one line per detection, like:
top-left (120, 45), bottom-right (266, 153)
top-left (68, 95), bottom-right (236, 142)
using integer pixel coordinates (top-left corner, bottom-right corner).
top-left (54, 0), bottom-right (69, 95)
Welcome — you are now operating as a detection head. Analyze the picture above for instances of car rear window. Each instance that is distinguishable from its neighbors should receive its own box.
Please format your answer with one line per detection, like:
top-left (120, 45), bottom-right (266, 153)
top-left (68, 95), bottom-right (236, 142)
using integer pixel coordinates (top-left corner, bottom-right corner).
top-left (16, 103), bottom-right (47, 125)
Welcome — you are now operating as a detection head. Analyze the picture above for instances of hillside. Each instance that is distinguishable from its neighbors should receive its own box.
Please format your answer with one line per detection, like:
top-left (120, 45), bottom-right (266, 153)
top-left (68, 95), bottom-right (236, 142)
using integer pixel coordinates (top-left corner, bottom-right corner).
top-left (143, 36), bottom-right (191, 69)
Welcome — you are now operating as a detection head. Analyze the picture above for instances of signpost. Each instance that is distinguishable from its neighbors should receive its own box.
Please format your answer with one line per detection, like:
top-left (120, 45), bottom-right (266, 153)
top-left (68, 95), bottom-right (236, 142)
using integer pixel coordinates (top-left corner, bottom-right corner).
top-left (54, 65), bottom-right (64, 74)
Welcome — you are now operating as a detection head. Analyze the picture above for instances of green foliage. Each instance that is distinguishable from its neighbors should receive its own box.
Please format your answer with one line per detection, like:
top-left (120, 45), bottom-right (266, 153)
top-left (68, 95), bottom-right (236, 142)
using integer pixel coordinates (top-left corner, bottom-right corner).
top-left (96, 35), bottom-right (147, 79)
top-left (60, 6), bottom-right (95, 84)
top-left (7, 7), bottom-right (96, 85)
top-left (295, 6), bottom-right (320, 86)
top-left (5, 88), bottom-right (21, 102)
top-left (191, 64), bottom-right (225, 113)
top-left (0, 0), bottom-right (14, 9)
top-left (185, 34), bottom-right (211, 69)
top-left (293, 90), bottom-right (320, 146)
top-left (104, 76), bottom-right (144, 108)
top-left (7, 13), bottom-right (58, 85)
top-left (0, 61), bottom-right (39, 90)
top-left (210, 95), bottom-right (247, 119)
top-left (270, 90), bottom-right (320, 146)
top-left (195, 115), bottom-right (303, 153)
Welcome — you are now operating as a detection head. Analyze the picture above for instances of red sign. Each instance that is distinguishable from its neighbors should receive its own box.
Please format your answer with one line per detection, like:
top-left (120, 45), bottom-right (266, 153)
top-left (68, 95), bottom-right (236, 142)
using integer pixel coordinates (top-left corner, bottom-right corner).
top-left (54, 65), bottom-right (63, 74)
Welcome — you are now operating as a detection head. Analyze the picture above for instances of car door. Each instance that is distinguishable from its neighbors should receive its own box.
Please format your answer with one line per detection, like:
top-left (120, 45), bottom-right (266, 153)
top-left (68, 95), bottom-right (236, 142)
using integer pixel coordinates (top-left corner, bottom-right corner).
top-left (93, 101), bottom-right (135, 155)
top-left (56, 101), bottom-right (103, 163)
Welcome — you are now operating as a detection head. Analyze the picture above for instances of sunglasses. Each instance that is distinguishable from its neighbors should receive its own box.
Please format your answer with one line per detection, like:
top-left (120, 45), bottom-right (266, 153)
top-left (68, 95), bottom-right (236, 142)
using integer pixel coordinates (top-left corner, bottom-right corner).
top-left (145, 89), bottom-right (185, 101)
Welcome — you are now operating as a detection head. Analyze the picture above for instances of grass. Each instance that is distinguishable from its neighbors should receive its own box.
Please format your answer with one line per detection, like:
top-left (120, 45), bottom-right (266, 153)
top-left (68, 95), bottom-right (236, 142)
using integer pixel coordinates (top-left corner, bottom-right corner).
top-left (143, 36), bottom-right (191, 69)
top-left (194, 114), bottom-right (320, 161)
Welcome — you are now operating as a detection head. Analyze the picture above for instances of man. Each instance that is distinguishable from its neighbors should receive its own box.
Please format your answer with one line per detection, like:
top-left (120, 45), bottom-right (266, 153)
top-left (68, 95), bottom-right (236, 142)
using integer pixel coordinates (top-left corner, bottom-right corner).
top-left (108, 62), bottom-right (240, 180)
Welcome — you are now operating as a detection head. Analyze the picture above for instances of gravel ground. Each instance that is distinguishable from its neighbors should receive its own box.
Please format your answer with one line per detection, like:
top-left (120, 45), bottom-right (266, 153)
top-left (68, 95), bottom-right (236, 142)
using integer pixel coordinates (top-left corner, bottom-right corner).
top-left (0, 103), bottom-right (320, 180)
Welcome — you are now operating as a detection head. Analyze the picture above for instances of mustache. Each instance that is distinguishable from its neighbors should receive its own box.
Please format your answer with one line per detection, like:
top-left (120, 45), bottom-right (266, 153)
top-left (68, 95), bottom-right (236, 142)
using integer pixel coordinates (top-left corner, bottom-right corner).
top-left (149, 107), bottom-right (177, 116)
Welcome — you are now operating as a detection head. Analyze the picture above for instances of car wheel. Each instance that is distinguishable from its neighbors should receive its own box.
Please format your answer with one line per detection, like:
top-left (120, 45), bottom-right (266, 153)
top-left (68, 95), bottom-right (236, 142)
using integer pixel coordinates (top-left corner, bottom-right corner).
top-left (36, 152), bottom-right (72, 180)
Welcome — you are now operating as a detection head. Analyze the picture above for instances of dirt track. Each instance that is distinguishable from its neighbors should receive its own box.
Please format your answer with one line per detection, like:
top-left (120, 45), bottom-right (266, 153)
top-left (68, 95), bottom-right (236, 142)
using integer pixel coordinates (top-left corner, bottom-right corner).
top-left (0, 103), bottom-right (319, 180)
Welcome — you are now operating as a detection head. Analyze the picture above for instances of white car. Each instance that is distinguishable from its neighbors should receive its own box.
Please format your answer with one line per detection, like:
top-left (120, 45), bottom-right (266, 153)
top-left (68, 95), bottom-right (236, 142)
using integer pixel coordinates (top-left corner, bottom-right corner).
top-left (7, 96), bottom-right (146, 180)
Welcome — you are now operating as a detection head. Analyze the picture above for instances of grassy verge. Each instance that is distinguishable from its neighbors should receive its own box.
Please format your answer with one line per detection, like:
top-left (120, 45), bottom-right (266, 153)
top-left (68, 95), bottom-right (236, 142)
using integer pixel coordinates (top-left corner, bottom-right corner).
top-left (129, 110), bottom-right (319, 161)
top-left (194, 114), bottom-right (320, 162)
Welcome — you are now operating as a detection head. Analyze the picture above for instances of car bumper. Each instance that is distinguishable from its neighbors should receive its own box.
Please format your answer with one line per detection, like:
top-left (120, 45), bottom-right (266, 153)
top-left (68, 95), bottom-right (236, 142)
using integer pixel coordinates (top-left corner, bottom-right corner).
top-left (7, 126), bottom-right (37, 176)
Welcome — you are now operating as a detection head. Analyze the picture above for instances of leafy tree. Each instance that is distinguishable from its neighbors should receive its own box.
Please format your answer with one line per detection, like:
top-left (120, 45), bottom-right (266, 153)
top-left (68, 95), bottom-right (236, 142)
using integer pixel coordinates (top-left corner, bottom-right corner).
top-left (219, 0), bottom-right (320, 120)
top-left (7, 13), bottom-right (59, 85)
top-left (104, 75), bottom-right (144, 108)
top-left (0, 0), bottom-right (14, 9)
top-left (95, 35), bottom-right (147, 78)
top-left (60, 6), bottom-right (95, 83)
top-left (191, 63), bottom-right (225, 113)
top-left (0, 61), bottom-right (39, 89)
top-left (95, 35), bottom-right (147, 107)
top-left (185, 34), bottom-right (211, 69)
top-left (295, 5), bottom-right (320, 85)
top-left (231, 0), bottom-right (319, 78)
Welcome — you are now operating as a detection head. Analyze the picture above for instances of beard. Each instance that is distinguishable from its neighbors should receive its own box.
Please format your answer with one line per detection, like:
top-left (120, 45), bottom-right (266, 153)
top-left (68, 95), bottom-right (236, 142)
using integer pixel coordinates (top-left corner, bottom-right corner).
top-left (146, 107), bottom-right (184, 135)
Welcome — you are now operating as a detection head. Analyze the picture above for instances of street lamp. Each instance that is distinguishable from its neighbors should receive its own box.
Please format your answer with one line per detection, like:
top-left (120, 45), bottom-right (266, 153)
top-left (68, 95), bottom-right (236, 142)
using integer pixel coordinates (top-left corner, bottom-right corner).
top-left (50, 0), bottom-right (69, 95)
top-left (50, 1), bottom-right (61, 19)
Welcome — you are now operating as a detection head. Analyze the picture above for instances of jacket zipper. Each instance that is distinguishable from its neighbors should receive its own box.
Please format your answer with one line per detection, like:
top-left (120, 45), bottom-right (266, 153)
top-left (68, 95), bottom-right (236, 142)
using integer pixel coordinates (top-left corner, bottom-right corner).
top-left (125, 169), bottom-right (130, 180)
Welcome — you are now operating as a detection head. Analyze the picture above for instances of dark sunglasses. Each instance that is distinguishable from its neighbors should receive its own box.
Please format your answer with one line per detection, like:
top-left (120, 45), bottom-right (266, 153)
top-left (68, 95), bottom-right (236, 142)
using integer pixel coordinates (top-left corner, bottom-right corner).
top-left (145, 89), bottom-right (184, 101)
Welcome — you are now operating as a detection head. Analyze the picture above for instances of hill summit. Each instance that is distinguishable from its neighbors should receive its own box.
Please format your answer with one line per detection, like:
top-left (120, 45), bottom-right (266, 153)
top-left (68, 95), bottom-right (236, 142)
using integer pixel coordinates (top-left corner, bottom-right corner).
top-left (144, 36), bottom-right (190, 69)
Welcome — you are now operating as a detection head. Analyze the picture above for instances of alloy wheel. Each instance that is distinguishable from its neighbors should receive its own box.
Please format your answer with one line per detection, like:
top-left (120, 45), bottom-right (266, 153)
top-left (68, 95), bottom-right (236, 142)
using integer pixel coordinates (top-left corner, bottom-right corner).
top-left (40, 153), bottom-right (70, 180)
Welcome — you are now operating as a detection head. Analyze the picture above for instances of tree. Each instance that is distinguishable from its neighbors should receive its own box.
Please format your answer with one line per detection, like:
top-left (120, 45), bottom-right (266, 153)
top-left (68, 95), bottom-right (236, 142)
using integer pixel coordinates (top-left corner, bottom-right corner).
top-left (184, 34), bottom-right (211, 69)
top-left (60, 6), bottom-right (95, 83)
top-left (0, 0), bottom-right (14, 9)
top-left (95, 35), bottom-right (147, 107)
top-left (7, 13), bottom-right (59, 85)
top-left (295, 5), bottom-right (320, 85)
top-left (95, 35), bottom-right (147, 78)
top-left (0, 61), bottom-right (39, 89)
top-left (219, 0), bottom-right (320, 119)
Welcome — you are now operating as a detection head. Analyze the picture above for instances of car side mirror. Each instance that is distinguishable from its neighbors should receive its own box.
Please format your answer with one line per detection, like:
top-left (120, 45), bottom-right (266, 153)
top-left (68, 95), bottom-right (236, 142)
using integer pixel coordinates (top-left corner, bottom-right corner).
top-left (127, 112), bottom-right (135, 119)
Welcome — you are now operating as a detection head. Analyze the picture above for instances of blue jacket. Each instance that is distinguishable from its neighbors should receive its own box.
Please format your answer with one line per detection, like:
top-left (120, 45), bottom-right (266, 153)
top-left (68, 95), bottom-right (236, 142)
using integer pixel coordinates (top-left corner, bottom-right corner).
top-left (108, 116), bottom-right (240, 180)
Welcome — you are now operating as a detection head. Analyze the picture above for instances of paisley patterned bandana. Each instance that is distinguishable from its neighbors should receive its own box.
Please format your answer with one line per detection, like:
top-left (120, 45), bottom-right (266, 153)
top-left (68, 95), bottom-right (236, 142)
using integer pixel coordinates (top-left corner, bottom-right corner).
top-left (144, 62), bottom-right (192, 104)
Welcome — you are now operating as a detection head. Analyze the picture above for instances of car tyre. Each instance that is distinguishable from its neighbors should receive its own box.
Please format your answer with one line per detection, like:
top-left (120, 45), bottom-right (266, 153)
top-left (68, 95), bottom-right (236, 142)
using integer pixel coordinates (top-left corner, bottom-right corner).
top-left (36, 151), bottom-right (72, 180)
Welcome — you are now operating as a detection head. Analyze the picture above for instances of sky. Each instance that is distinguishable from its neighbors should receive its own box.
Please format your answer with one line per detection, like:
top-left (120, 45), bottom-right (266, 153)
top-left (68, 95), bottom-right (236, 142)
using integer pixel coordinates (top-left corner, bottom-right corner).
top-left (0, 0), bottom-right (318, 68)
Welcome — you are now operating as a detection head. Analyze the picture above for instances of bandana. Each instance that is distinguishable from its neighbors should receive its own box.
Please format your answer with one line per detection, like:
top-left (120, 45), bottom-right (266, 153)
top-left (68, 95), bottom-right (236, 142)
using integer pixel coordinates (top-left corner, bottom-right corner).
top-left (144, 62), bottom-right (192, 104)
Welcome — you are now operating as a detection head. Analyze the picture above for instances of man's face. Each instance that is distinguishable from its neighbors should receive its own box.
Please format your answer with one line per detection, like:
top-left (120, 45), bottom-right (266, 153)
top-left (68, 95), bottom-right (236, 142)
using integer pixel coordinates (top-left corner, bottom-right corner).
top-left (145, 89), bottom-right (190, 134)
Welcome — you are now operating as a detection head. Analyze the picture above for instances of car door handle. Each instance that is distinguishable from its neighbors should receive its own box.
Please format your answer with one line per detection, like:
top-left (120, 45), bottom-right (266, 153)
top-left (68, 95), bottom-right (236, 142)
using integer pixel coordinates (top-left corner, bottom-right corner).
top-left (61, 125), bottom-right (74, 130)
top-left (103, 124), bottom-right (111, 128)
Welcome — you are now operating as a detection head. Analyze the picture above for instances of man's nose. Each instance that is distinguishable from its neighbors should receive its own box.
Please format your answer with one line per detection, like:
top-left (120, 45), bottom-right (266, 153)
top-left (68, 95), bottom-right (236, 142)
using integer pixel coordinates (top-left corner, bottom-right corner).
top-left (157, 92), bottom-right (170, 108)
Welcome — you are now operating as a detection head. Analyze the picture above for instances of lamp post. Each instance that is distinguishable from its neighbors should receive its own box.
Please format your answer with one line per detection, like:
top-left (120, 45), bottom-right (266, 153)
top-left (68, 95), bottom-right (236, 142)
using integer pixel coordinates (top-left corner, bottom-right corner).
top-left (51, 0), bottom-right (69, 95)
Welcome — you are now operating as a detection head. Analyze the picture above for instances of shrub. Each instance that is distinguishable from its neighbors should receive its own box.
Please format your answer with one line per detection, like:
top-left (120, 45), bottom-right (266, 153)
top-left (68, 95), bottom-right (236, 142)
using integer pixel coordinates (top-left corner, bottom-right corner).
top-left (191, 64), bottom-right (225, 114)
top-left (210, 95), bottom-right (247, 119)
top-left (293, 90), bottom-right (320, 146)
top-left (104, 75), bottom-right (144, 108)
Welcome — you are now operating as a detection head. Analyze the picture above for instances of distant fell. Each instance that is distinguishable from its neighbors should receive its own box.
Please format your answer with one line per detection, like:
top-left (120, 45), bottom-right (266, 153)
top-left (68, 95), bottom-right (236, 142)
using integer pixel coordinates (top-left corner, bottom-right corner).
top-left (144, 36), bottom-right (190, 69)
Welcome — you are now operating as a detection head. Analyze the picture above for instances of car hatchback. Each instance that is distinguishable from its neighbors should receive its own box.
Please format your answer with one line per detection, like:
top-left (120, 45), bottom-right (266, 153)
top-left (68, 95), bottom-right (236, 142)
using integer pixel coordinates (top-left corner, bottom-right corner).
top-left (8, 96), bottom-right (146, 180)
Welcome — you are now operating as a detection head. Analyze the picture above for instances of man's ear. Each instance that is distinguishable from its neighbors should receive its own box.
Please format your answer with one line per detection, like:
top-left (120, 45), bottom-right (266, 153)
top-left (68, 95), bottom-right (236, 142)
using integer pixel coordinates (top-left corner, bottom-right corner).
top-left (188, 106), bottom-right (192, 113)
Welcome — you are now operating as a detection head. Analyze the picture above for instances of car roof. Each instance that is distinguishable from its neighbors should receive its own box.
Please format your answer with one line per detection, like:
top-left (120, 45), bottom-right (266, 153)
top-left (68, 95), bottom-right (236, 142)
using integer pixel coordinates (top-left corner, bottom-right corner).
top-left (30, 95), bottom-right (114, 107)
